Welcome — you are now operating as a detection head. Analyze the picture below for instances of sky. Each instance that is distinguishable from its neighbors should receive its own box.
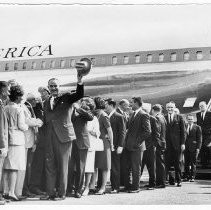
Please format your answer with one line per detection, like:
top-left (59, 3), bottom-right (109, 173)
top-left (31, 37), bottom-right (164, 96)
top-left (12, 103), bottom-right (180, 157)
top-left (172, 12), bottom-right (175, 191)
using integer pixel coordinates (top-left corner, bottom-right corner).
top-left (1, 1), bottom-right (211, 60)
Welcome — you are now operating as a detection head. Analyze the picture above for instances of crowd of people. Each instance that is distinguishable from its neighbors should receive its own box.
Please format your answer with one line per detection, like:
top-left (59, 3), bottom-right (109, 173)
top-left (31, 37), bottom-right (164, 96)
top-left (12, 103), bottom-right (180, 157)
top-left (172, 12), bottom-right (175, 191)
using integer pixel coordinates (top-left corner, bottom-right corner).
top-left (0, 73), bottom-right (210, 204)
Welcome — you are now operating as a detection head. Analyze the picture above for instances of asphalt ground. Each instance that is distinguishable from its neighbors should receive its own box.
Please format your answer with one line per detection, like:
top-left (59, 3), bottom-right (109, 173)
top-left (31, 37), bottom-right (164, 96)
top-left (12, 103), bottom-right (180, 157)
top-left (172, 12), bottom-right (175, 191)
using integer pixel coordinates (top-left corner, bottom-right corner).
top-left (5, 170), bottom-right (211, 206)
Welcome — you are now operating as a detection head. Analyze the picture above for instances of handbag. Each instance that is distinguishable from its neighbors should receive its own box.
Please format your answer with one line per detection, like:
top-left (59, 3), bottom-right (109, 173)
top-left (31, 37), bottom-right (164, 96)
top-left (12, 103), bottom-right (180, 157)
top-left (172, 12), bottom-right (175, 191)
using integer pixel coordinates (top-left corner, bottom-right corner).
top-left (89, 135), bottom-right (104, 151)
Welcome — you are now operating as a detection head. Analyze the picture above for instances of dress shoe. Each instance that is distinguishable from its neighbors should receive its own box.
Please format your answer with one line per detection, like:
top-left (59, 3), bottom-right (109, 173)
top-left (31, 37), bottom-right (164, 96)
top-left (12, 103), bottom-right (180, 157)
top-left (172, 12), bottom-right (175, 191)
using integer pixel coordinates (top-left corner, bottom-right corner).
top-left (88, 189), bottom-right (98, 194)
top-left (30, 188), bottom-right (46, 195)
top-left (18, 195), bottom-right (27, 201)
top-left (110, 189), bottom-right (119, 194)
top-left (2, 194), bottom-right (9, 199)
top-left (82, 189), bottom-right (89, 196)
top-left (190, 178), bottom-right (195, 182)
top-left (22, 191), bottom-right (36, 198)
top-left (95, 189), bottom-right (106, 195)
top-left (40, 195), bottom-right (55, 200)
top-left (53, 195), bottom-right (66, 201)
top-left (156, 185), bottom-right (166, 189)
top-left (75, 192), bottom-right (82, 198)
top-left (144, 184), bottom-right (149, 188)
top-left (129, 188), bottom-right (141, 193)
top-left (8, 195), bottom-right (20, 201)
top-left (169, 182), bottom-right (175, 186)
top-left (177, 182), bottom-right (182, 187)
top-left (121, 187), bottom-right (130, 192)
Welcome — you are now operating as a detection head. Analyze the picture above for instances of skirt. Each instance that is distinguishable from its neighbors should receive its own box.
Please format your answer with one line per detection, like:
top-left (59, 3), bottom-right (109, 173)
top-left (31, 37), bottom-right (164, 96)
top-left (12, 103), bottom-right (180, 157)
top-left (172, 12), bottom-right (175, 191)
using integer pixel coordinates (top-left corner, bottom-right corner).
top-left (85, 151), bottom-right (95, 173)
top-left (4, 145), bottom-right (26, 170)
top-left (95, 138), bottom-right (111, 170)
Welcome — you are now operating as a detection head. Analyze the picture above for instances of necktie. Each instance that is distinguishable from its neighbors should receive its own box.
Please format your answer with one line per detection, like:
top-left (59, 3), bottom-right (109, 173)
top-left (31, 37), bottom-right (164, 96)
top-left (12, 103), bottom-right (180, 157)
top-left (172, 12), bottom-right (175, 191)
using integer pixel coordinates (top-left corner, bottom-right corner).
top-left (187, 125), bottom-right (190, 135)
top-left (169, 114), bottom-right (172, 123)
top-left (50, 96), bottom-right (55, 110)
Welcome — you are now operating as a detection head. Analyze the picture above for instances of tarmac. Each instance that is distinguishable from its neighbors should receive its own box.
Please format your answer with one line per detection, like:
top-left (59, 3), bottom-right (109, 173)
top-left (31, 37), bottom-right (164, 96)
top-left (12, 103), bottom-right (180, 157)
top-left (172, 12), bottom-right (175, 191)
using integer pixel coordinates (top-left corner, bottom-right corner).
top-left (6, 170), bottom-right (211, 206)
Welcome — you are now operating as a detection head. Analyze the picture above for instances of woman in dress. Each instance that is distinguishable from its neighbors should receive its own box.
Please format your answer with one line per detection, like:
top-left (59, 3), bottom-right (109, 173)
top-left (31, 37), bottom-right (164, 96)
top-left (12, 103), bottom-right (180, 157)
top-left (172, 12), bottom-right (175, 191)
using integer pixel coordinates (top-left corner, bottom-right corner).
top-left (81, 97), bottom-right (101, 196)
top-left (2, 85), bottom-right (28, 201)
top-left (93, 97), bottom-right (113, 195)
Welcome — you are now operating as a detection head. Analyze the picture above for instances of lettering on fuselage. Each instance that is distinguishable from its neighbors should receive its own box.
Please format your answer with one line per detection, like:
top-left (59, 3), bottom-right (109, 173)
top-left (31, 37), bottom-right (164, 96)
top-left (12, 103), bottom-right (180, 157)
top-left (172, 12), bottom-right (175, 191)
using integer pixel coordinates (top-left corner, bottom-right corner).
top-left (0, 45), bottom-right (53, 59)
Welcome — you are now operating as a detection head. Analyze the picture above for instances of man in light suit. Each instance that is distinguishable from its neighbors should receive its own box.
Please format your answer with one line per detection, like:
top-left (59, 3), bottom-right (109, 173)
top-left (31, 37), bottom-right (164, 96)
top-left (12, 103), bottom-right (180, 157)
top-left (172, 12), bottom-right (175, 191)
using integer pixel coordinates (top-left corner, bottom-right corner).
top-left (184, 114), bottom-right (202, 182)
top-left (122, 97), bottom-right (151, 193)
top-left (196, 101), bottom-right (211, 168)
top-left (0, 81), bottom-right (9, 205)
top-left (105, 98), bottom-right (126, 193)
top-left (165, 101), bottom-right (186, 187)
top-left (41, 73), bottom-right (84, 201)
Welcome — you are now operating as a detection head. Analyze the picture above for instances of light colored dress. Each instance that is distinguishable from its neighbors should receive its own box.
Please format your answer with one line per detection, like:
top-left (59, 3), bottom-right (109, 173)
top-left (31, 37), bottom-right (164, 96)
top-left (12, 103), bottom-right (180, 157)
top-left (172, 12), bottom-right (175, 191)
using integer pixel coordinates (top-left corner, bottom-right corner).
top-left (85, 116), bottom-right (100, 173)
top-left (4, 102), bottom-right (28, 170)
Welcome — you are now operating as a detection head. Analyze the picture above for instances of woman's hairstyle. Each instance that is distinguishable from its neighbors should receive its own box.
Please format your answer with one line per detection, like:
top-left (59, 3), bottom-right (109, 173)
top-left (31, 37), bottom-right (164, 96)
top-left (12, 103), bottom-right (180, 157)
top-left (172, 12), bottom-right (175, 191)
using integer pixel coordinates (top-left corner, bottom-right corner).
top-left (81, 97), bottom-right (95, 111)
top-left (9, 85), bottom-right (24, 102)
top-left (94, 96), bottom-right (105, 109)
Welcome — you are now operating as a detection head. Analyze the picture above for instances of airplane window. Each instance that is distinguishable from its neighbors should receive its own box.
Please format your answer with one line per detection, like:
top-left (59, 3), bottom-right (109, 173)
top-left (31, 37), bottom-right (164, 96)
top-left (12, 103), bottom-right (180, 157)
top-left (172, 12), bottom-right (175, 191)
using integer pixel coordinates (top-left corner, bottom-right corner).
top-left (5, 63), bottom-right (9, 71)
top-left (23, 62), bottom-right (27, 69)
top-left (14, 63), bottom-right (18, 70)
top-left (31, 62), bottom-right (36, 69)
top-left (124, 56), bottom-right (129, 64)
top-left (159, 53), bottom-right (164, 62)
top-left (41, 61), bottom-right (46, 69)
top-left (147, 54), bottom-right (152, 62)
top-left (91, 58), bottom-right (96, 66)
top-left (112, 56), bottom-right (117, 65)
top-left (50, 60), bottom-right (55, 68)
top-left (135, 55), bottom-right (140, 63)
top-left (184, 52), bottom-right (190, 60)
top-left (196, 51), bottom-right (203, 60)
top-left (170, 52), bottom-right (177, 61)
top-left (60, 60), bottom-right (65, 68)
top-left (70, 59), bottom-right (75, 67)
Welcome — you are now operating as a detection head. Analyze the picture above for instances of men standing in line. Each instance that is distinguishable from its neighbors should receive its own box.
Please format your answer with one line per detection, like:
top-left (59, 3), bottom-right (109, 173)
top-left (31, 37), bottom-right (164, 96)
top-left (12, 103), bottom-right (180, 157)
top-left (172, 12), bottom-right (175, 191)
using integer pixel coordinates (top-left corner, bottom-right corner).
top-left (0, 81), bottom-right (9, 205)
top-left (105, 98), bottom-right (126, 193)
top-left (122, 97), bottom-right (151, 192)
top-left (184, 114), bottom-right (202, 182)
top-left (151, 104), bottom-right (167, 188)
top-left (196, 101), bottom-right (211, 168)
top-left (165, 101), bottom-right (186, 187)
top-left (41, 73), bottom-right (84, 201)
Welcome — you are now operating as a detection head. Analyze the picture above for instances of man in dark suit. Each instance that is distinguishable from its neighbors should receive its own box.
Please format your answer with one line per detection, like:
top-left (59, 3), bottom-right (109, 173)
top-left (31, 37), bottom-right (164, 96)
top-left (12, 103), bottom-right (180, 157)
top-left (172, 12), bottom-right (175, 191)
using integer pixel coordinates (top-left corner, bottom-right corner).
top-left (122, 97), bottom-right (151, 193)
top-left (165, 101), bottom-right (186, 187)
top-left (141, 105), bottom-right (160, 190)
top-left (184, 114), bottom-right (202, 182)
top-left (196, 101), bottom-right (211, 168)
top-left (69, 100), bottom-right (94, 198)
top-left (0, 81), bottom-right (9, 205)
top-left (41, 73), bottom-right (84, 201)
top-left (116, 99), bottom-right (130, 186)
top-left (105, 98), bottom-right (126, 193)
top-left (151, 104), bottom-right (167, 188)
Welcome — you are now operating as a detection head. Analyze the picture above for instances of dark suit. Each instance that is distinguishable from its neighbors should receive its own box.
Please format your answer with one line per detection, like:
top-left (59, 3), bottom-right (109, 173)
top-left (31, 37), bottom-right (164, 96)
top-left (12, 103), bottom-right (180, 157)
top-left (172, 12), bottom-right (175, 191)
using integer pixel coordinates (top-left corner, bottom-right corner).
top-left (141, 116), bottom-right (160, 187)
top-left (155, 113), bottom-right (166, 186)
top-left (122, 109), bottom-right (151, 190)
top-left (196, 111), bottom-right (211, 167)
top-left (116, 107), bottom-right (128, 186)
top-left (184, 124), bottom-right (202, 179)
top-left (69, 107), bottom-right (93, 194)
top-left (110, 111), bottom-right (126, 191)
top-left (165, 113), bottom-right (185, 184)
top-left (43, 84), bottom-right (84, 197)
top-left (29, 102), bottom-right (46, 192)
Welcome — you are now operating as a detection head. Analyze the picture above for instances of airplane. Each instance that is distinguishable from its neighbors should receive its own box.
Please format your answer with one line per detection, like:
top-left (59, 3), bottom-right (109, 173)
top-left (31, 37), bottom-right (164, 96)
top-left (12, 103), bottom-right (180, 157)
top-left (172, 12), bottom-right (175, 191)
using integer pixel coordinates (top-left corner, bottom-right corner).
top-left (1, 45), bottom-right (211, 115)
